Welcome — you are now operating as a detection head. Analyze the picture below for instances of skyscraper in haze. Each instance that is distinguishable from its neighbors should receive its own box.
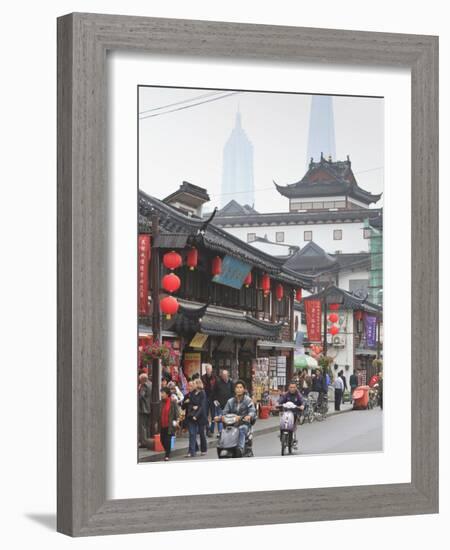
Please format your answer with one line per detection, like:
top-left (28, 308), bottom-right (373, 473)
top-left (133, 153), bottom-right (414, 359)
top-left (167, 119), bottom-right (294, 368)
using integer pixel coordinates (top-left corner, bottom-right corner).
top-left (307, 95), bottom-right (336, 165)
top-left (220, 111), bottom-right (254, 208)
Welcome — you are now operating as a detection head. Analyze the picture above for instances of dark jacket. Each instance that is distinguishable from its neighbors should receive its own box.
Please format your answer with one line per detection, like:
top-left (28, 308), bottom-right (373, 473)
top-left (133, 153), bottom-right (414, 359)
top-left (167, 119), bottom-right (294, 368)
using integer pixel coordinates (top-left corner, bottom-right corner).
top-left (201, 373), bottom-right (217, 398)
top-left (138, 381), bottom-right (152, 414)
top-left (312, 374), bottom-right (327, 393)
top-left (182, 389), bottom-right (207, 425)
top-left (279, 390), bottom-right (304, 407)
top-left (212, 377), bottom-right (234, 408)
top-left (349, 373), bottom-right (359, 388)
top-left (339, 374), bottom-right (348, 391)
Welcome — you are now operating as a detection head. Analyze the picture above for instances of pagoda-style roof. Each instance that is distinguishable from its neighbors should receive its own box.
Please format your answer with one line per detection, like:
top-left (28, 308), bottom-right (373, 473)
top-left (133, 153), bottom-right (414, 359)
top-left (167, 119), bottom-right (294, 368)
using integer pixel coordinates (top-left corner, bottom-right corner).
top-left (215, 200), bottom-right (258, 217)
top-left (301, 285), bottom-right (381, 314)
top-left (282, 241), bottom-right (370, 275)
top-left (163, 181), bottom-right (210, 208)
top-left (139, 191), bottom-right (313, 289)
top-left (274, 155), bottom-right (381, 206)
top-left (174, 303), bottom-right (282, 341)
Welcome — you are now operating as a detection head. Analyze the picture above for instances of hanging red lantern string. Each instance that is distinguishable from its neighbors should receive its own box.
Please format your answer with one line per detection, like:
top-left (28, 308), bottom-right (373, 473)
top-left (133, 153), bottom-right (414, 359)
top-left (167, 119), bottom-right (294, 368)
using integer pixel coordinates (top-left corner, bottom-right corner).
top-left (162, 273), bottom-right (181, 294)
top-left (354, 310), bottom-right (363, 321)
top-left (275, 283), bottom-right (284, 301)
top-left (295, 288), bottom-right (302, 302)
top-left (261, 273), bottom-right (271, 296)
top-left (186, 247), bottom-right (198, 271)
top-left (328, 312), bottom-right (339, 323)
top-left (160, 295), bottom-right (179, 319)
top-left (329, 303), bottom-right (340, 311)
top-left (243, 271), bottom-right (252, 288)
top-left (163, 250), bottom-right (182, 271)
top-left (330, 325), bottom-right (339, 336)
top-left (211, 256), bottom-right (222, 276)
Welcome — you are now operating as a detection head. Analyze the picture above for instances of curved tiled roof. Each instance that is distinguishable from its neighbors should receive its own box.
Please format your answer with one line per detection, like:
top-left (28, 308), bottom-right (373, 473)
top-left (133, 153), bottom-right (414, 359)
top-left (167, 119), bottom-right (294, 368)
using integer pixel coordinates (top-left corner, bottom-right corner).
top-left (139, 191), bottom-right (314, 289)
top-left (274, 156), bottom-right (382, 205)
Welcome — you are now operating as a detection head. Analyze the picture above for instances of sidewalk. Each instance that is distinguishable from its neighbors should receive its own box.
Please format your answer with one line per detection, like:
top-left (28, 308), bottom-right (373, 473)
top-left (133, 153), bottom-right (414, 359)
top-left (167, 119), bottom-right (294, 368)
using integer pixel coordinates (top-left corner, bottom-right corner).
top-left (139, 402), bottom-right (353, 462)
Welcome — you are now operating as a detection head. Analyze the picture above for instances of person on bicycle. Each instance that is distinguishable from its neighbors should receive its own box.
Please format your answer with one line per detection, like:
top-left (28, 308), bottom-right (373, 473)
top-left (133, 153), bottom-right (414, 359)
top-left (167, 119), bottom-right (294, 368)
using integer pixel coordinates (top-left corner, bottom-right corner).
top-left (278, 382), bottom-right (305, 448)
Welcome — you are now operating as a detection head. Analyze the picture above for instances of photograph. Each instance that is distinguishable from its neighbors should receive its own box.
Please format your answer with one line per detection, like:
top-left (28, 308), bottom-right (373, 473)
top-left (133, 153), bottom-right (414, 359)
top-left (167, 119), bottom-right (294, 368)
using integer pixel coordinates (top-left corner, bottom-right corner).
top-left (137, 86), bottom-right (384, 462)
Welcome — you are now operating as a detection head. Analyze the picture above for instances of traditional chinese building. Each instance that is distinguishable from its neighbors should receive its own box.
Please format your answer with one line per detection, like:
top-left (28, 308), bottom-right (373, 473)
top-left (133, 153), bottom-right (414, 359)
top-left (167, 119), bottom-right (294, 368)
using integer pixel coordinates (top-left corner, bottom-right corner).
top-left (139, 188), bottom-right (313, 391)
top-left (295, 286), bottom-right (382, 383)
top-left (213, 154), bottom-right (382, 256)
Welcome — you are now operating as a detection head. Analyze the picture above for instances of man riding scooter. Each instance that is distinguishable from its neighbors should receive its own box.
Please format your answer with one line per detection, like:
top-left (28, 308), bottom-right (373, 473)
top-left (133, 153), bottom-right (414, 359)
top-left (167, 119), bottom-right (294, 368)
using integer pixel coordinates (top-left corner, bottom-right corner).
top-left (278, 382), bottom-right (305, 449)
top-left (215, 380), bottom-right (256, 456)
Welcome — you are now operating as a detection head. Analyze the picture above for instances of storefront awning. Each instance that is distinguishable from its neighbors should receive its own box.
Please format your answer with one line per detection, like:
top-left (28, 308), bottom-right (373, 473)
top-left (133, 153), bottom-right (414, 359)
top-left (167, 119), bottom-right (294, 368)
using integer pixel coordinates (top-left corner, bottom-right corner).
top-left (355, 348), bottom-right (378, 356)
top-left (257, 340), bottom-right (296, 349)
top-left (174, 304), bottom-right (282, 341)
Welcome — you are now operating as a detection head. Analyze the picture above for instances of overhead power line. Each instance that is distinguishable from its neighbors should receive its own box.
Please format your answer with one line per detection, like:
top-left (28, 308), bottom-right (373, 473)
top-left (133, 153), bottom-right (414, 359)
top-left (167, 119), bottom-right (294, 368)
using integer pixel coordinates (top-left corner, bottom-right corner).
top-left (139, 91), bottom-right (242, 120)
top-left (139, 90), bottom-right (225, 116)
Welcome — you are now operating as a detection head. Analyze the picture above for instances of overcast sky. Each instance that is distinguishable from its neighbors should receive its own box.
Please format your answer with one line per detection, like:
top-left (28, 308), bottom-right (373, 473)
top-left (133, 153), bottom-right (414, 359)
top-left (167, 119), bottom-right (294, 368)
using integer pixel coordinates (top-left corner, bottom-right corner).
top-left (138, 86), bottom-right (384, 213)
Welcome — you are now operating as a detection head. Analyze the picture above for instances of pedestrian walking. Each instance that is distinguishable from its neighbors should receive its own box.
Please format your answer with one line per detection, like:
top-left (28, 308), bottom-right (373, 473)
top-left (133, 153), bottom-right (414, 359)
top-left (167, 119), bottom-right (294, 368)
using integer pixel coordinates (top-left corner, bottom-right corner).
top-left (333, 374), bottom-right (344, 411)
top-left (201, 363), bottom-right (217, 437)
top-left (338, 370), bottom-right (348, 404)
top-left (159, 386), bottom-right (180, 461)
top-left (378, 372), bottom-right (383, 409)
top-left (349, 369), bottom-right (359, 398)
top-left (138, 373), bottom-right (152, 447)
top-left (183, 378), bottom-right (208, 457)
top-left (212, 369), bottom-right (234, 436)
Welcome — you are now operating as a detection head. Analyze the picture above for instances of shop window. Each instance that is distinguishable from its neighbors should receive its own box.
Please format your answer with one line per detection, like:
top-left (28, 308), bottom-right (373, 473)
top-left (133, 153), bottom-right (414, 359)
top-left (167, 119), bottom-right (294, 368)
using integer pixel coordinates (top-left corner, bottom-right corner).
top-left (304, 230), bottom-right (312, 241)
top-left (333, 229), bottom-right (343, 240)
top-left (247, 232), bottom-right (256, 242)
top-left (363, 228), bottom-right (372, 239)
top-left (276, 231), bottom-right (285, 243)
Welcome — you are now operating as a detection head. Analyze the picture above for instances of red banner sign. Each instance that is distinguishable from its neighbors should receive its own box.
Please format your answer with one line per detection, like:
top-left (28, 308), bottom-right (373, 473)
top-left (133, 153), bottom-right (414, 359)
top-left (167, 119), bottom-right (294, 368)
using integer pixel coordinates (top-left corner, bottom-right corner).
top-left (138, 235), bottom-right (151, 315)
top-left (304, 299), bottom-right (322, 342)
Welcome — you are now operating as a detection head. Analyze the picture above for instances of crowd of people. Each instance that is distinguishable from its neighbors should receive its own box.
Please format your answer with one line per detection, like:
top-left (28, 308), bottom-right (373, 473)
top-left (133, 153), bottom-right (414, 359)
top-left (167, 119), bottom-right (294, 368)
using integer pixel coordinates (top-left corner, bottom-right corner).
top-left (138, 363), bottom-right (383, 461)
top-left (138, 365), bottom-right (242, 461)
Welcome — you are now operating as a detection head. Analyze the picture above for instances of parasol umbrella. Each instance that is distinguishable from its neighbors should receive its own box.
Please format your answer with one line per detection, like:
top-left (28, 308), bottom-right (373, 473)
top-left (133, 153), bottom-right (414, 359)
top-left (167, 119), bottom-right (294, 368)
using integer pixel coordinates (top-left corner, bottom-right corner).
top-left (294, 354), bottom-right (318, 369)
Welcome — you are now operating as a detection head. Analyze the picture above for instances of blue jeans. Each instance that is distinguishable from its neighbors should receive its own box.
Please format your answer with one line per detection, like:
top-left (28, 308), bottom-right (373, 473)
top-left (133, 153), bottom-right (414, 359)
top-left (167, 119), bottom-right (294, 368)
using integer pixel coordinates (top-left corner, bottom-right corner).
top-left (238, 424), bottom-right (249, 451)
top-left (187, 421), bottom-right (207, 455)
top-left (207, 398), bottom-right (216, 433)
top-left (215, 405), bottom-right (223, 434)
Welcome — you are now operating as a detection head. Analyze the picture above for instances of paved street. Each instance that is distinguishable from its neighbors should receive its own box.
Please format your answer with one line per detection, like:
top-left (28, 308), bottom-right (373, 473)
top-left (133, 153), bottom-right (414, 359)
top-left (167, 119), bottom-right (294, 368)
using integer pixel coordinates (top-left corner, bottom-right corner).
top-left (164, 408), bottom-right (382, 461)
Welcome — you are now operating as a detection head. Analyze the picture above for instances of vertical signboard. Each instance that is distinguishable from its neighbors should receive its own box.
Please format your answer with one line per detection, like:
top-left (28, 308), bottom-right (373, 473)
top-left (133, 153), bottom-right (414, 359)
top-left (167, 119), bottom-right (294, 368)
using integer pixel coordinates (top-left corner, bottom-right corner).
top-left (138, 235), bottom-right (150, 315)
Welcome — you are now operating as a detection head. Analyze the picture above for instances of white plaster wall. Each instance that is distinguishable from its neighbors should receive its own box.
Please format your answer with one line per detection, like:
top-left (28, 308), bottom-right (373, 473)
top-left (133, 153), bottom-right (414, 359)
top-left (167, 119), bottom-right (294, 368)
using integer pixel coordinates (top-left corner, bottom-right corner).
top-left (222, 220), bottom-right (369, 253)
top-left (338, 269), bottom-right (370, 292)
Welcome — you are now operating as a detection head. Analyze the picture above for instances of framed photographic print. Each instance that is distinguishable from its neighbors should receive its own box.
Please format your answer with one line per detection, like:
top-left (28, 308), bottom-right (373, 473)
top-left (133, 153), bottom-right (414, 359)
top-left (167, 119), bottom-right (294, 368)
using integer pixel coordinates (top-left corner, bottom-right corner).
top-left (57, 13), bottom-right (438, 536)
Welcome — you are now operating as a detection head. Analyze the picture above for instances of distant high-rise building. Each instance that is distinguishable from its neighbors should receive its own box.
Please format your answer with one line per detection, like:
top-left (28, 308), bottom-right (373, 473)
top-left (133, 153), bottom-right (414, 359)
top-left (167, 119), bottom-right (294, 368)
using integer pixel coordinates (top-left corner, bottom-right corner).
top-left (307, 95), bottom-right (336, 165)
top-left (220, 111), bottom-right (254, 208)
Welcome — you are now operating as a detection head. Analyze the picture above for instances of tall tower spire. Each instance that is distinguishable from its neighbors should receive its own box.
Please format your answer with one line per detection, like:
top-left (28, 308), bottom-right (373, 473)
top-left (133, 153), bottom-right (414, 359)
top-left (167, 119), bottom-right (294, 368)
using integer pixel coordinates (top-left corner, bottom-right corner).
top-left (220, 110), bottom-right (254, 208)
top-left (307, 95), bottom-right (336, 166)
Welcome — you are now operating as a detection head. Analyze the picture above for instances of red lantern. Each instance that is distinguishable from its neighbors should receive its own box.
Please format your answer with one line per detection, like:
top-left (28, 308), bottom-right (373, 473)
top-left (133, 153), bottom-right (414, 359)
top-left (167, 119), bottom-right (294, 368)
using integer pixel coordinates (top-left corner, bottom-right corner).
top-left (243, 271), bottom-right (252, 288)
top-left (328, 313), bottom-right (339, 323)
top-left (186, 247), bottom-right (198, 271)
top-left (295, 288), bottom-right (302, 302)
top-left (160, 295), bottom-right (179, 319)
top-left (330, 325), bottom-right (339, 336)
top-left (329, 303), bottom-right (340, 311)
top-left (354, 310), bottom-right (363, 321)
top-left (275, 283), bottom-right (284, 301)
top-left (163, 250), bottom-right (182, 271)
top-left (211, 256), bottom-right (222, 276)
top-left (261, 273), bottom-right (271, 296)
top-left (162, 273), bottom-right (181, 294)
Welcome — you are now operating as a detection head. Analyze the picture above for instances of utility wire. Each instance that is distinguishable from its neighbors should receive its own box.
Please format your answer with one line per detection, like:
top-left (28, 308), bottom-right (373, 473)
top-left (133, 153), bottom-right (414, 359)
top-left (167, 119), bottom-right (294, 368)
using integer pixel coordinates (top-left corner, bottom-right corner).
top-left (139, 90), bottom-right (225, 116)
top-left (139, 91), bottom-right (242, 120)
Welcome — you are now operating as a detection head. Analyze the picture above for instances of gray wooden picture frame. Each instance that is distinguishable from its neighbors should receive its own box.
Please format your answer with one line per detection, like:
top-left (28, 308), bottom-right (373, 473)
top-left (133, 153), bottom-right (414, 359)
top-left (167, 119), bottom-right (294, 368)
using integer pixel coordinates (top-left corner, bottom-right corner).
top-left (57, 12), bottom-right (439, 537)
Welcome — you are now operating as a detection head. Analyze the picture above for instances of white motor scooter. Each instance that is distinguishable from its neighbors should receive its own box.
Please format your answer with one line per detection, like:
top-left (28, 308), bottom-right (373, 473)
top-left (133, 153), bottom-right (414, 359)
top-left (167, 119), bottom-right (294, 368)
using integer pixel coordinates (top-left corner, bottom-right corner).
top-left (278, 401), bottom-right (301, 456)
top-left (216, 414), bottom-right (254, 458)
